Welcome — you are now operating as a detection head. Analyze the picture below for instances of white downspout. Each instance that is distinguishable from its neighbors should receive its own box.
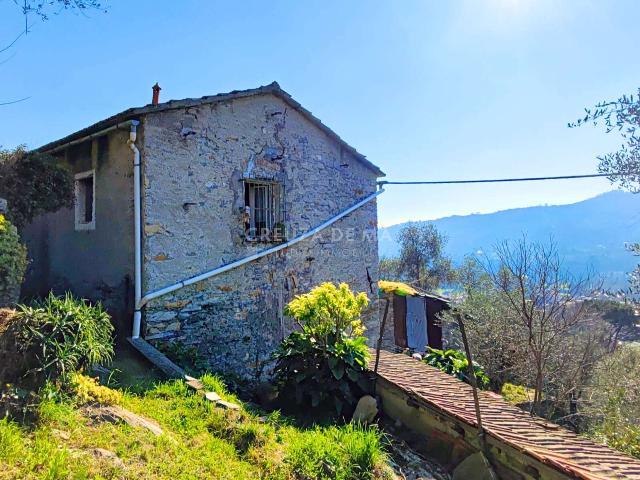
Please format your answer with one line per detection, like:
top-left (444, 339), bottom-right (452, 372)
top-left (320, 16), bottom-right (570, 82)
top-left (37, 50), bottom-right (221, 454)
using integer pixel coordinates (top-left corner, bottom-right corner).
top-left (136, 187), bottom-right (385, 310)
top-left (128, 122), bottom-right (143, 339)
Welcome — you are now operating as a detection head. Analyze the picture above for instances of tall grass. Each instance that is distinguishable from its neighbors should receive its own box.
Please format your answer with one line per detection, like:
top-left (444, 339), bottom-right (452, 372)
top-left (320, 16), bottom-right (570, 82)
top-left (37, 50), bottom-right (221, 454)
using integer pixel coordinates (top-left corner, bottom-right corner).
top-left (286, 423), bottom-right (388, 480)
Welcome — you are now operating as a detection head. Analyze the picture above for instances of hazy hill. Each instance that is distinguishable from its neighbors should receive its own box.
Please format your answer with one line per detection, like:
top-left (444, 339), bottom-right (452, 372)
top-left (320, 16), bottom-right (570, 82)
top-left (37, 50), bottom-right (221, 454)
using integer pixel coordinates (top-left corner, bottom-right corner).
top-left (378, 191), bottom-right (640, 289)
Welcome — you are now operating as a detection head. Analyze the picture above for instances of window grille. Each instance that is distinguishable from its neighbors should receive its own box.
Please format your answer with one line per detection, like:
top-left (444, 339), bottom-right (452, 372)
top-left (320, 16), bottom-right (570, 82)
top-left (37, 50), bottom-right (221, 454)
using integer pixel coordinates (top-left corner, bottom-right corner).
top-left (243, 179), bottom-right (284, 241)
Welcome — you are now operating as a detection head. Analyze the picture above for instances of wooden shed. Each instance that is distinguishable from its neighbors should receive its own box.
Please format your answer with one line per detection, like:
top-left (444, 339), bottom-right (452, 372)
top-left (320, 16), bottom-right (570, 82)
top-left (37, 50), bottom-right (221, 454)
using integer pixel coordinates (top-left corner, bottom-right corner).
top-left (378, 281), bottom-right (450, 353)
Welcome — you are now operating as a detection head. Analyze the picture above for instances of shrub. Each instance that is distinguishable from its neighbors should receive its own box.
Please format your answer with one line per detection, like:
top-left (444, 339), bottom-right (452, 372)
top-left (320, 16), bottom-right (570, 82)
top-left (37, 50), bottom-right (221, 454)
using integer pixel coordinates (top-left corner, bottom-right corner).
top-left (69, 372), bottom-right (123, 405)
top-left (17, 292), bottom-right (114, 381)
top-left (0, 215), bottom-right (27, 307)
top-left (501, 382), bottom-right (533, 404)
top-left (273, 283), bottom-right (371, 416)
top-left (422, 347), bottom-right (490, 389)
top-left (586, 345), bottom-right (640, 458)
top-left (0, 146), bottom-right (73, 229)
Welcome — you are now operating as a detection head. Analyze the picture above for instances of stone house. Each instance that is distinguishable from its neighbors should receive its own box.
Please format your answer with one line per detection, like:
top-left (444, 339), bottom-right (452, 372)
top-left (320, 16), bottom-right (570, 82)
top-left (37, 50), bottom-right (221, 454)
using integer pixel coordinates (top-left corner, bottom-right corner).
top-left (23, 83), bottom-right (384, 380)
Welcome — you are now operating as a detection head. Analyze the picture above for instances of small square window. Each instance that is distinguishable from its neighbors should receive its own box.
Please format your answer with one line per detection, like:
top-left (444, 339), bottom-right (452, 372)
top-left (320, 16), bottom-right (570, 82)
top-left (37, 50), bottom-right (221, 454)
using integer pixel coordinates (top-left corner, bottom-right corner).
top-left (243, 179), bottom-right (285, 242)
top-left (74, 170), bottom-right (95, 231)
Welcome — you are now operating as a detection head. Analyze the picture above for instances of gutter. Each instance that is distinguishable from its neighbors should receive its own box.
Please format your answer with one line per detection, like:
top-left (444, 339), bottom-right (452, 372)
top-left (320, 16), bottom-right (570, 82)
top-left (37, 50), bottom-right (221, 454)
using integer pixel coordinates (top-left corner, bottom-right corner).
top-left (135, 187), bottom-right (385, 319)
top-left (44, 121), bottom-right (140, 154)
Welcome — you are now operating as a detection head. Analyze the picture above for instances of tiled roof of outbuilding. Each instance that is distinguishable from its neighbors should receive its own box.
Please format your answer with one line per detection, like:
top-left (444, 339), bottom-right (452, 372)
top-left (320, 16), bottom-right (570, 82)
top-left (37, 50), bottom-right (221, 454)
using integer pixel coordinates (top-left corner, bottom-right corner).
top-left (36, 82), bottom-right (384, 177)
top-left (375, 349), bottom-right (640, 479)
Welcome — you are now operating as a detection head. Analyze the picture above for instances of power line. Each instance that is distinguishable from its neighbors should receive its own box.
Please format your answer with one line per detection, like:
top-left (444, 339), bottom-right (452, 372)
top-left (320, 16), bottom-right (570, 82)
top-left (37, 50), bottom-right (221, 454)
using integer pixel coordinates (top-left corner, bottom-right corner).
top-left (378, 172), bottom-right (635, 186)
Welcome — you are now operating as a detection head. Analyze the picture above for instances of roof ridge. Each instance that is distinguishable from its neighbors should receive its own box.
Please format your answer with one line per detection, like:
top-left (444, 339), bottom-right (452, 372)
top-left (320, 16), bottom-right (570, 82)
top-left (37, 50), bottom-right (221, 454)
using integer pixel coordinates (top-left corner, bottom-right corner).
top-left (35, 82), bottom-right (384, 177)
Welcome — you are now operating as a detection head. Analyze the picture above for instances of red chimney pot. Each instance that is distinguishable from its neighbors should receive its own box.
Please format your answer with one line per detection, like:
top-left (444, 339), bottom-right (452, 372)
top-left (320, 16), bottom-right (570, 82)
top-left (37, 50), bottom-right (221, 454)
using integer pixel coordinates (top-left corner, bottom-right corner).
top-left (152, 83), bottom-right (161, 105)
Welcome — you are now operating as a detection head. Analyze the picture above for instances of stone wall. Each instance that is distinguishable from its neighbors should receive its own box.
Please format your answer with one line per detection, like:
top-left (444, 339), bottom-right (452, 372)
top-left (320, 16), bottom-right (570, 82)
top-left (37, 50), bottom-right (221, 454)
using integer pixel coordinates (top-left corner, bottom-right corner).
top-left (140, 93), bottom-right (381, 381)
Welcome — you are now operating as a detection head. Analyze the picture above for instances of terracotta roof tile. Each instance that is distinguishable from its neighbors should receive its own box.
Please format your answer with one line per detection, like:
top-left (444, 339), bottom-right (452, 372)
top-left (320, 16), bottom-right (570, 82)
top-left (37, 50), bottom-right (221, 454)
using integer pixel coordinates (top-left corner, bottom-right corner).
top-left (374, 349), bottom-right (640, 479)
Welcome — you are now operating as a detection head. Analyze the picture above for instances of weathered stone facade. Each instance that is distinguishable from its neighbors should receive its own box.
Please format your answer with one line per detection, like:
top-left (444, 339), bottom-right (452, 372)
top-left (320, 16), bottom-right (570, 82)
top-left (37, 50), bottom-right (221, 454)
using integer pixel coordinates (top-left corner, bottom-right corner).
top-left (23, 84), bottom-right (382, 381)
top-left (140, 92), bottom-right (381, 380)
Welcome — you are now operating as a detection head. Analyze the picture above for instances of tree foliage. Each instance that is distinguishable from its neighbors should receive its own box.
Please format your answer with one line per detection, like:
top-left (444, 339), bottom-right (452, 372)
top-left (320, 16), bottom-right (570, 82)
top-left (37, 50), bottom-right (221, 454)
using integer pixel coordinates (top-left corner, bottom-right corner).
top-left (381, 223), bottom-right (453, 291)
top-left (585, 344), bottom-right (640, 458)
top-left (447, 256), bottom-right (526, 390)
top-left (0, 146), bottom-right (73, 229)
top-left (0, 214), bottom-right (27, 306)
top-left (570, 89), bottom-right (640, 192)
top-left (449, 239), bottom-right (618, 423)
top-left (15, 1), bottom-right (107, 21)
top-left (478, 237), bottom-right (599, 412)
top-left (273, 283), bottom-right (371, 416)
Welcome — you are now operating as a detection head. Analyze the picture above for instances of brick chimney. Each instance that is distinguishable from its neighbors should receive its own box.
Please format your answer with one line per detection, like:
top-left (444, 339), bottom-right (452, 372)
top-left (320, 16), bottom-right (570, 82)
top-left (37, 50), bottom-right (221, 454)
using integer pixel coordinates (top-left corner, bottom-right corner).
top-left (152, 83), bottom-right (161, 105)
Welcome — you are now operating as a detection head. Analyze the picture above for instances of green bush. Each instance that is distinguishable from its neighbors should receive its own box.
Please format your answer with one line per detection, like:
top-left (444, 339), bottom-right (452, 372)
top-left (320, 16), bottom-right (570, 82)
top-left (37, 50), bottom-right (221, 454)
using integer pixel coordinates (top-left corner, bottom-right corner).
top-left (0, 146), bottom-right (73, 229)
top-left (422, 347), bottom-right (490, 389)
top-left (17, 292), bottom-right (114, 381)
top-left (587, 345), bottom-right (640, 458)
top-left (273, 283), bottom-right (371, 416)
top-left (0, 214), bottom-right (27, 307)
top-left (501, 382), bottom-right (533, 404)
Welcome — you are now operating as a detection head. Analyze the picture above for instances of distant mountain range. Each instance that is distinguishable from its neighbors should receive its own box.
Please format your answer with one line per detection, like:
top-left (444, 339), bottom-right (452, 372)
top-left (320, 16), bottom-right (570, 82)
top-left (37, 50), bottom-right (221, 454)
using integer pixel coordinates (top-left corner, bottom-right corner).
top-left (378, 191), bottom-right (640, 289)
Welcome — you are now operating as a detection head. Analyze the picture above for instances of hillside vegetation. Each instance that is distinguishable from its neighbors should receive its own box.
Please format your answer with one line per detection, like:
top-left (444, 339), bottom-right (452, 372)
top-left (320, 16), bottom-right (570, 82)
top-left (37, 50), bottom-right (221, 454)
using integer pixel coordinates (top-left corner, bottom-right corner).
top-left (379, 191), bottom-right (640, 288)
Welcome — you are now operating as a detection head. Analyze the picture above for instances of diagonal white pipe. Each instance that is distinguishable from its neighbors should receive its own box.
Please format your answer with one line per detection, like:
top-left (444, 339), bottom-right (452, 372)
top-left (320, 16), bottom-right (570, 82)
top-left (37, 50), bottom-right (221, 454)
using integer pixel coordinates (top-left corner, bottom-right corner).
top-left (136, 188), bottom-right (385, 313)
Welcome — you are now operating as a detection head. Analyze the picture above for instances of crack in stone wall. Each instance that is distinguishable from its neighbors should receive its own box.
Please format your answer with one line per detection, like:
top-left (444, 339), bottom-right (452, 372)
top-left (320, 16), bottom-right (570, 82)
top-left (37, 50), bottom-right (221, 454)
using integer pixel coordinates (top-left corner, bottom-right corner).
top-left (141, 93), bottom-right (380, 381)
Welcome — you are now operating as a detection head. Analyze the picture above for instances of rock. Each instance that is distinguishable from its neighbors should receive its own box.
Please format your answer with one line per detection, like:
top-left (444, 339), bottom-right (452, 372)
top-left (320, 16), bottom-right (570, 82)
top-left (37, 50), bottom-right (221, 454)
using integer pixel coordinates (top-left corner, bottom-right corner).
top-left (452, 452), bottom-right (494, 480)
top-left (87, 405), bottom-right (164, 436)
top-left (0, 198), bottom-right (6, 214)
top-left (185, 375), bottom-right (205, 392)
top-left (352, 395), bottom-right (378, 424)
top-left (205, 391), bottom-right (222, 402)
top-left (144, 223), bottom-right (166, 235)
top-left (91, 448), bottom-right (125, 468)
top-left (216, 399), bottom-right (241, 410)
top-left (52, 429), bottom-right (70, 440)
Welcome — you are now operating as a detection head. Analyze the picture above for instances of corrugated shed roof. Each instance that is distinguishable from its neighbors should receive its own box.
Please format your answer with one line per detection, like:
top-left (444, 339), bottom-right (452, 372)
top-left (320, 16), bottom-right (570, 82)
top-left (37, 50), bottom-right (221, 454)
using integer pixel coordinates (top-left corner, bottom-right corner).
top-left (375, 350), bottom-right (640, 479)
top-left (36, 82), bottom-right (384, 177)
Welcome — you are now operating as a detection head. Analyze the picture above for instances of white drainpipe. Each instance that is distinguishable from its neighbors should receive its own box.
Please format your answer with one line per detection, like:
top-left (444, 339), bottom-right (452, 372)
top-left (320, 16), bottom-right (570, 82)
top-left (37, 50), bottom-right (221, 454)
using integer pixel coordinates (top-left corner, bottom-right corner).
top-left (136, 188), bottom-right (385, 311)
top-left (38, 120), bottom-right (144, 338)
top-left (128, 123), bottom-right (143, 339)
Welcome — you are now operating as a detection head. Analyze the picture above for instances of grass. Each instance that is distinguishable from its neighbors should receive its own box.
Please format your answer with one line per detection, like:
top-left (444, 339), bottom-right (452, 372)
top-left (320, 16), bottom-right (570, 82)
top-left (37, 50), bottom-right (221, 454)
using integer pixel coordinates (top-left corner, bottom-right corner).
top-left (0, 373), bottom-right (392, 480)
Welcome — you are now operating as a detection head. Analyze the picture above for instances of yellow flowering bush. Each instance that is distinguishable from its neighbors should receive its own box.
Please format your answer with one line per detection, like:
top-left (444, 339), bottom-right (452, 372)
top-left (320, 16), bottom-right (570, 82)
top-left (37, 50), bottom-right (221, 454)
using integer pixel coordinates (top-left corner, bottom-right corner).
top-left (274, 283), bottom-right (371, 416)
top-left (69, 372), bottom-right (123, 405)
top-left (284, 282), bottom-right (369, 338)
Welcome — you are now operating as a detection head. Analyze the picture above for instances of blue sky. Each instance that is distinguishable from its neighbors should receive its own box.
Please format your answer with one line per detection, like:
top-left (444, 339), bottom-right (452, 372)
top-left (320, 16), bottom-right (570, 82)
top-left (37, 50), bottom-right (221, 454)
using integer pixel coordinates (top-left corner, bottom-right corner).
top-left (1, 0), bottom-right (638, 226)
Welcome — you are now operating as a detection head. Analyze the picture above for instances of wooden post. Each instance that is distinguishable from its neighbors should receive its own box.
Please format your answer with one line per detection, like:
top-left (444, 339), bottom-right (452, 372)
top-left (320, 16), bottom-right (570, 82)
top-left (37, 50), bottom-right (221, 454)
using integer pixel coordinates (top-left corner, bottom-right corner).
top-left (456, 312), bottom-right (498, 480)
top-left (373, 297), bottom-right (390, 395)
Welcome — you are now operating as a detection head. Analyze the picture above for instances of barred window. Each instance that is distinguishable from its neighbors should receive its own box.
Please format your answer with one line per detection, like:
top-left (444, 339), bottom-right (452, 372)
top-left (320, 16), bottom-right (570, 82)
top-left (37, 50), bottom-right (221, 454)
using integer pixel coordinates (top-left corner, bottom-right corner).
top-left (243, 179), bottom-right (285, 242)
